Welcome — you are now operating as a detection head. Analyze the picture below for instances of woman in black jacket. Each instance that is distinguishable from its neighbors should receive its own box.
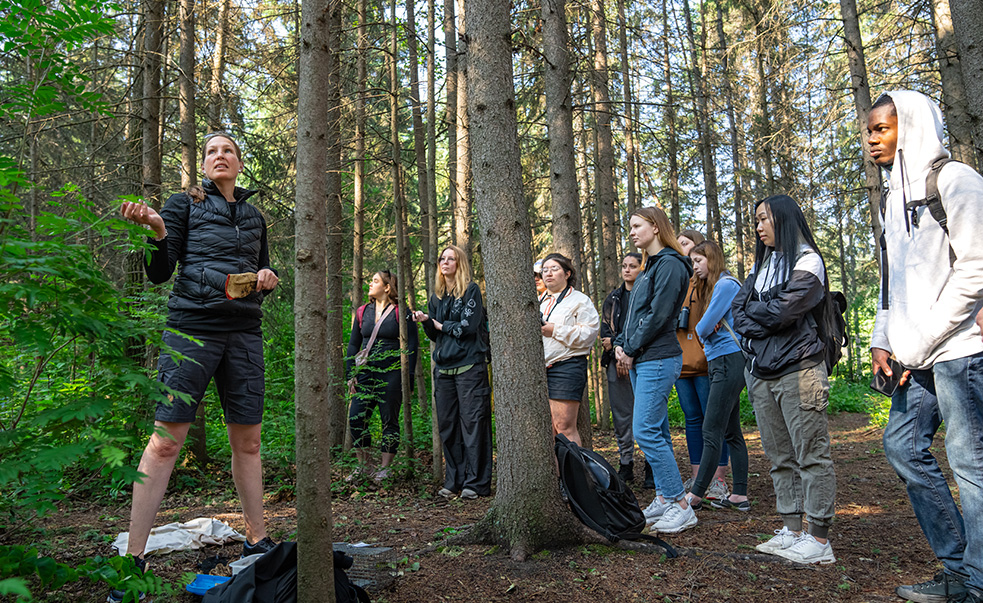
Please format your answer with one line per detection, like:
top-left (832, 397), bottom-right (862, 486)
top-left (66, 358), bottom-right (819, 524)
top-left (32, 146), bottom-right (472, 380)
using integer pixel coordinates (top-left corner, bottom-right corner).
top-left (346, 270), bottom-right (418, 483)
top-left (600, 252), bottom-right (643, 482)
top-left (412, 245), bottom-right (492, 499)
top-left (114, 132), bottom-right (278, 601)
top-left (731, 194), bottom-right (836, 565)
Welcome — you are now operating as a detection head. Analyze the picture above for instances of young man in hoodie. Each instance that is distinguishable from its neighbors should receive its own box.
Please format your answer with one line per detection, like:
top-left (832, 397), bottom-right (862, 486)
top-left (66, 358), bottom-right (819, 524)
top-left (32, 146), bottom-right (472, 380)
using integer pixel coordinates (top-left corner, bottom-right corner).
top-left (867, 91), bottom-right (983, 603)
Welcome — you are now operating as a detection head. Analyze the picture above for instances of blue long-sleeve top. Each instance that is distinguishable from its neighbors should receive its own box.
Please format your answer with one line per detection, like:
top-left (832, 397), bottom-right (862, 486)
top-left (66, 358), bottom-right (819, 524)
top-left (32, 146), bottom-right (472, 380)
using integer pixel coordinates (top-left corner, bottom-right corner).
top-left (695, 275), bottom-right (742, 361)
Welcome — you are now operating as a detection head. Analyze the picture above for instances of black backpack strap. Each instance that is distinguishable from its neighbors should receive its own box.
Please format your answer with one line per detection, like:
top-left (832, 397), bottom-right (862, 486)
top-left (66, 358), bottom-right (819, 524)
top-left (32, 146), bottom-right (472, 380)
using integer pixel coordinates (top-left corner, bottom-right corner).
top-left (625, 532), bottom-right (679, 558)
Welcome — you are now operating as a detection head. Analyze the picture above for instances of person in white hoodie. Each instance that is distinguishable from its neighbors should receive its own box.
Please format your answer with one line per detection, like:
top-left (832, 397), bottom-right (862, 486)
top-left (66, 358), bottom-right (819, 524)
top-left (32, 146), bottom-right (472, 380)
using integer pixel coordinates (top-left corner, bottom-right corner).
top-left (868, 90), bottom-right (983, 603)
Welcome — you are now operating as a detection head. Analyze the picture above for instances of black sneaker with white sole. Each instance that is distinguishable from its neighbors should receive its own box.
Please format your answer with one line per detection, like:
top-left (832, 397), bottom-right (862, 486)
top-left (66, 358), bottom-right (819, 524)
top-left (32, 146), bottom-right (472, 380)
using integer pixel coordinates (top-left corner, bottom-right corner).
top-left (242, 536), bottom-right (277, 558)
top-left (895, 571), bottom-right (967, 603)
top-left (106, 556), bottom-right (147, 603)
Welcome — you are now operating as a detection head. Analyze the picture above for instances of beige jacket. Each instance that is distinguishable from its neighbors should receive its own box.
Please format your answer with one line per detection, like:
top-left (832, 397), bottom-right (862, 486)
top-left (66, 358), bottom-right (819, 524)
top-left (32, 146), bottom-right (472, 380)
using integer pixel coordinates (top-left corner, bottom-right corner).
top-left (540, 287), bottom-right (600, 366)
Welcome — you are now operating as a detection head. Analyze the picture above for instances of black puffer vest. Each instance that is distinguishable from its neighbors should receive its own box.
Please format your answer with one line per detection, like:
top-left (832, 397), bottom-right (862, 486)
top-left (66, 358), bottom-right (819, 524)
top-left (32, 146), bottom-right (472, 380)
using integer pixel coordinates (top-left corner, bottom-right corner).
top-left (168, 184), bottom-right (265, 320)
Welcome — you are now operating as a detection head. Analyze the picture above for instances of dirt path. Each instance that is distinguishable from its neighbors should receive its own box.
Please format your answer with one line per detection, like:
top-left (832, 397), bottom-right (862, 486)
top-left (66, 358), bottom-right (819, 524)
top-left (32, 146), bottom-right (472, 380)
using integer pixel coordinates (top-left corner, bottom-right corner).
top-left (42, 411), bottom-right (953, 602)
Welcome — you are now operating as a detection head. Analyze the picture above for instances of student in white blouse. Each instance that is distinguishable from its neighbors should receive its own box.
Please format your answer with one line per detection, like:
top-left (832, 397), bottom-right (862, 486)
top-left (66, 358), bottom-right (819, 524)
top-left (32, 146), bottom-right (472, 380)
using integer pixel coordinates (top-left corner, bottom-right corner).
top-left (539, 253), bottom-right (600, 446)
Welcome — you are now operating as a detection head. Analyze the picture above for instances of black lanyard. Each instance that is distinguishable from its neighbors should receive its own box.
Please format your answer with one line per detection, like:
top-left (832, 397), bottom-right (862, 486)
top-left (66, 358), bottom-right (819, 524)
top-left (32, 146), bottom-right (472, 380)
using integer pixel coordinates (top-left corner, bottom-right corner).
top-left (542, 286), bottom-right (572, 322)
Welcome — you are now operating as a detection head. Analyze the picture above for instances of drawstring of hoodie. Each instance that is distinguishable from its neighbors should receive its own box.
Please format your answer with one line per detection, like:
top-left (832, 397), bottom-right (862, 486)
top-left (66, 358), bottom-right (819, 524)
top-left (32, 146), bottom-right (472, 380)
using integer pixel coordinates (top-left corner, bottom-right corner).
top-left (898, 148), bottom-right (913, 235)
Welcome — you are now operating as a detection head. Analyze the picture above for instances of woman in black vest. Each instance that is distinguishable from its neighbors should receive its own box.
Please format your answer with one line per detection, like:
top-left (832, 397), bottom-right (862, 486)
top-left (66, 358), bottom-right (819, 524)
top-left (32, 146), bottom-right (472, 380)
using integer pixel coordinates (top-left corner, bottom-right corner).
top-left (346, 270), bottom-right (418, 483)
top-left (115, 132), bottom-right (278, 601)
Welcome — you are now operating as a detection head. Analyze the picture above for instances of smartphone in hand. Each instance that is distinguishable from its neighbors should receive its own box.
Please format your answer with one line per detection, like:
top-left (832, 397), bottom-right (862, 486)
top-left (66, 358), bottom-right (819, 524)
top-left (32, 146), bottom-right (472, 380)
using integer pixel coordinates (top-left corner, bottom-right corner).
top-left (870, 356), bottom-right (905, 397)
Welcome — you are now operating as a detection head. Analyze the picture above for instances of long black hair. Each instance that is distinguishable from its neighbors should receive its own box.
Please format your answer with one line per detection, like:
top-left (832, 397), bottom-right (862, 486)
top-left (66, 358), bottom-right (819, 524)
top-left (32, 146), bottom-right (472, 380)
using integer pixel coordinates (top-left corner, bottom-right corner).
top-left (753, 194), bottom-right (824, 283)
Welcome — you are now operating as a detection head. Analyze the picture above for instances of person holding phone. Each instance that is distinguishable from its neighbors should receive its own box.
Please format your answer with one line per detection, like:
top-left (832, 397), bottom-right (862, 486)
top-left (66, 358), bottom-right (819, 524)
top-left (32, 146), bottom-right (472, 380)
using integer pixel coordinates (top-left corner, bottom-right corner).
top-left (540, 253), bottom-right (599, 447)
top-left (867, 91), bottom-right (983, 603)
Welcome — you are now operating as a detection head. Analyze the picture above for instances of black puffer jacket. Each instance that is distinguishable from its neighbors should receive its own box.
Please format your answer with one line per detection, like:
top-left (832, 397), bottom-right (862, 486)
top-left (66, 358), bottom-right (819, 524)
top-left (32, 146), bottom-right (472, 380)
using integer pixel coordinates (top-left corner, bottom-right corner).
top-left (146, 179), bottom-right (273, 333)
top-left (731, 249), bottom-right (826, 379)
top-left (421, 282), bottom-right (488, 370)
top-left (613, 248), bottom-right (692, 364)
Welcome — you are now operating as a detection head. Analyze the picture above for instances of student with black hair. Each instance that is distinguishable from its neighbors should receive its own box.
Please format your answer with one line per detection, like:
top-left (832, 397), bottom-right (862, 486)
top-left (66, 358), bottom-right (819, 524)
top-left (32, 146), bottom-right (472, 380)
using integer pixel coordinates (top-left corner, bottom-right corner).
top-left (731, 194), bottom-right (836, 565)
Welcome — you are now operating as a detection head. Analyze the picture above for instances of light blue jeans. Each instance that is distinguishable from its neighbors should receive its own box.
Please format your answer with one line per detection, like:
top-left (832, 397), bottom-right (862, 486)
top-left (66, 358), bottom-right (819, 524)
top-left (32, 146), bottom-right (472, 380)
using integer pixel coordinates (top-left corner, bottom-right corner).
top-left (884, 352), bottom-right (983, 589)
top-left (631, 355), bottom-right (685, 502)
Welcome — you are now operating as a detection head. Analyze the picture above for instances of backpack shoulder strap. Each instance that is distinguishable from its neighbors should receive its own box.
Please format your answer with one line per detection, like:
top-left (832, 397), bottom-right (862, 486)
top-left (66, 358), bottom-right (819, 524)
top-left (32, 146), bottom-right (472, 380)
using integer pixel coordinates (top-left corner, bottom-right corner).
top-left (356, 304), bottom-right (367, 328)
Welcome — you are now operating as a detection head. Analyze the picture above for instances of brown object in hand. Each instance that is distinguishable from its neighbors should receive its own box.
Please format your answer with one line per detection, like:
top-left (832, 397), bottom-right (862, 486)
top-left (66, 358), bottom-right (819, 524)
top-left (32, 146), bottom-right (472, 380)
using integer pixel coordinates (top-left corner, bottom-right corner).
top-left (226, 272), bottom-right (258, 299)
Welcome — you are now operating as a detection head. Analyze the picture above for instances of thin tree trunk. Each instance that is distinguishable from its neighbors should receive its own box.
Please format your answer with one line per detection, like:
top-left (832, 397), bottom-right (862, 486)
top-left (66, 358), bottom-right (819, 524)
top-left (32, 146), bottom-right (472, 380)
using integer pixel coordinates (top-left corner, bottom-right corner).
top-left (295, 0), bottom-right (336, 596)
top-left (407, 0), bottom-right (431, 234)
top-left (617, 0), bottom-right (637, 217)
top-left (753, 25), bottom-right (775, 196)
top-left (949, 0), bottom-right (983, 164)
top-left (352, 0), bottom-right (367, 310)
top-left (591, 0), bottom-right (618, 296)
top-left (445, 0), bottom-right (459, 245)
top-left (716, 4), bottom-right (746, 277)
top-left (427, 0), bottom-right (443, 484)
top-left (839, 0), bottom-right (884, 251)
top-left (931, 0), bottom-right (978, 167)
top-left (455, 0), bottom-right (472, 255)
top-left (143, 0), bottom-right (163, 208)
top-left (662, 0), bottom-right (680, 229)
top-left (325, 0), bottom-right (347, 450)
top-left (465, 0), bottom-right (587, 559)
top-left (208, 0), bottom-right (230, 131)
top-left (542, 0), bottom-right (583, 276)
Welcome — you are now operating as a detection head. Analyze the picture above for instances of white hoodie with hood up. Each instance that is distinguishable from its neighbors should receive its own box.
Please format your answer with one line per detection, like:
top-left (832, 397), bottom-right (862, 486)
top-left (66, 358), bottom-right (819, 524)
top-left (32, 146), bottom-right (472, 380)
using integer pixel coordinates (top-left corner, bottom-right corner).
top-left (870, 90), bottom-right (983, 370)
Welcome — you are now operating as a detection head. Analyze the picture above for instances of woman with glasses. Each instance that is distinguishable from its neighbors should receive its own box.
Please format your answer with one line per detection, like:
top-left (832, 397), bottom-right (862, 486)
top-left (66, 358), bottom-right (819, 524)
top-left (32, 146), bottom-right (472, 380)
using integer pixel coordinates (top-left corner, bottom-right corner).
top-left (346, 270), bottom-right (418, 483)
top-left (413, 245), bottom-right (492, 499)
top-left (540, 253), bottom-right (600, 447)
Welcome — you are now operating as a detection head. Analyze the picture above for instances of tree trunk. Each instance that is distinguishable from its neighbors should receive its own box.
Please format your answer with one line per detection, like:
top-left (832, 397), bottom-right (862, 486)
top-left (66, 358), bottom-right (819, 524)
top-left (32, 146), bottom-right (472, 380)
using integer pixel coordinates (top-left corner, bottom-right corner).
top-left (662, 0), bottom-right (680, 228)
top-left (427, 0), bottom-right (443, 484)
top-left (142, 0), bottom-right (163, 208)
top-left (839, 0), bottom-right (884, 251)
top-left (352, 0), bottom-right (367, 311)
top-left (464, 0), bottom-right (587, 559)
top-left (617, 0), bottom-right (637, 217)
top-left (208, 0), bottom-right (230, 131)
top-left (932, 0), bottom-right (979, 167)
top-left (591, 0), bottom-right (618, 296)
top-left (949, 0), bottom-right (983, 164)
top-left (295, 0), bottom-right (336, 596)
top-left (325, 0), bottom-right (347, 449)
top-left (683, 0), bottom-right (720, 241)
top-left (407, 0), bottom-right (431, 235)
top-left (716, 4), bottom-right (746, 277)
top-left (444, 0), bottom-right (459, 247)
top-left (753, 20), bottom-right (775, 196)
top-left (455, 0), bottom-right (472, 256)
top-left (542, 0), bottom-right (583, 276)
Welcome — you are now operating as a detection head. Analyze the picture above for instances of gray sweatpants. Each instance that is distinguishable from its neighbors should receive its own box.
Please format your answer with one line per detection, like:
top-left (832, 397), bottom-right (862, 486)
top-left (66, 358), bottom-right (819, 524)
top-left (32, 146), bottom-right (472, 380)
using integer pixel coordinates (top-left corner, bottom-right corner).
top-left (746, 364), bottom-right (836, 537)
top-left (607, 362), bottom-right (635, 465)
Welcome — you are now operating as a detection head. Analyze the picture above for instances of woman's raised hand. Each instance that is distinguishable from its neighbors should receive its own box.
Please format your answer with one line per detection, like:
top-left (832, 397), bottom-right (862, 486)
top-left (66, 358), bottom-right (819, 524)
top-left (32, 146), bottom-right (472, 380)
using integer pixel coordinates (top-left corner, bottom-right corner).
top-left (120, 201), bottom-right (166, 239)
top-left (412, 310), bottom-right (429, 322)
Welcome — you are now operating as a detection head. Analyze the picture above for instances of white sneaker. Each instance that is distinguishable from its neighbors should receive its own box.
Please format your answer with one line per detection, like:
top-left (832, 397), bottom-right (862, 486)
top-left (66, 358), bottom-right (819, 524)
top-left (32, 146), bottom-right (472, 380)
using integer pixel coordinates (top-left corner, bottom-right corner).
top-left (755, 526), bottom-right (800, 555)
top-left (643, 497), bottom-right (672, 522)
top-left (775, 533), bottom-right (836, 565)
top-left (652, 503), bottom-right (698, 534)
top-left (705, 478), bottom-right (729, 501)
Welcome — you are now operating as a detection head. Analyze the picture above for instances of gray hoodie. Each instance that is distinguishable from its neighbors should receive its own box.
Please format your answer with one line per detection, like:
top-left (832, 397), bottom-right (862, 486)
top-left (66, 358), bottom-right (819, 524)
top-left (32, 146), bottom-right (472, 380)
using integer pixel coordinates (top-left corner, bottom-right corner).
top-left (870, 90), bottom-right (983, 369)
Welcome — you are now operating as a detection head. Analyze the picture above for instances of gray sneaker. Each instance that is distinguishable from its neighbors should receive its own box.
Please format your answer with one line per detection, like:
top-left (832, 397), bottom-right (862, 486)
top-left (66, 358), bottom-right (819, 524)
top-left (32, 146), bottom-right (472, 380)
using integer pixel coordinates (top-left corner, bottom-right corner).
top-left (755, 526), bottom-right (800, 555)
top-left (896, 571), bottom-right (967, 603)
top-left (705, 478), bottom-right (729, 501)
top-left (774, 533), bottom-right (835, 565)
top-left (652, 503), bottom-right (698, 534)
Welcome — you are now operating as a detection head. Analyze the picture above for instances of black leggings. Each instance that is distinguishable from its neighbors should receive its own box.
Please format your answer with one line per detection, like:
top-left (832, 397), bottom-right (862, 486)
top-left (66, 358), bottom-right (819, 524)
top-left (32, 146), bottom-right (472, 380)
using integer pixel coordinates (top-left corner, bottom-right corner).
top-left (349, 368), bottom-right (402, 454)
top-left (691, 350), bottom-right (750, 497)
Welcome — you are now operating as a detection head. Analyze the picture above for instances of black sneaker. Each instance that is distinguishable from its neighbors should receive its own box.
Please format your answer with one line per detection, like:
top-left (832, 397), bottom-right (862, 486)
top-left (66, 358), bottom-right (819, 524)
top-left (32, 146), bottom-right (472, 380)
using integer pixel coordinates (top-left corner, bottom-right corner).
top-left (948, 588), bottom-right (983, 603)
top-left (896, 571), bottom-right (967, 603)
top-left (107, 556), bottom-right (147, 603)
top-left (643, 462), bottom-right (655, 489)
top-left (618, 461), bottom-right (634, 483)
top-left (242, 536), bottom-right (277, 558)
top-left (710, 498), bottom-right (751, 512)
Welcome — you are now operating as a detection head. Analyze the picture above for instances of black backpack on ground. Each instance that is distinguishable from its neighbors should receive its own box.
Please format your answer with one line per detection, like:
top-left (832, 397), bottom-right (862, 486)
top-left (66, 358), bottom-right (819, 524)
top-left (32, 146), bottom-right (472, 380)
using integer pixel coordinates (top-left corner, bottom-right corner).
top-left (554, 434), bottom-right (678, 558)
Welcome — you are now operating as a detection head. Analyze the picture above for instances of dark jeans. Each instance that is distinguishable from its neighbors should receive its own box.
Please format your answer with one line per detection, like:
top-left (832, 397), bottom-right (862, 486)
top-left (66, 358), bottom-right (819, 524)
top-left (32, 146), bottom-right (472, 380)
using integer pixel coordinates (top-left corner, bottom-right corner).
top-left (883, 352), bottom-right (983, 588)
top-left (435, 362), bottom-right (493, 495)
top-left (349, 367), bottom-right (402, 454)
top-left (691, 351), bottom-right (749, 498)
top-left (675, 375), bottom-right (729, 467)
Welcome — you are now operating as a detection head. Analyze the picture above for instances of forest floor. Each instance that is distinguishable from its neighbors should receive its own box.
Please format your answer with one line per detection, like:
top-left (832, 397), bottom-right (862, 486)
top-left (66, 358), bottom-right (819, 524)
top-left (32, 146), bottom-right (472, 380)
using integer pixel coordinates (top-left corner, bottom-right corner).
top-left (40, 411), bottom-right (955, 602)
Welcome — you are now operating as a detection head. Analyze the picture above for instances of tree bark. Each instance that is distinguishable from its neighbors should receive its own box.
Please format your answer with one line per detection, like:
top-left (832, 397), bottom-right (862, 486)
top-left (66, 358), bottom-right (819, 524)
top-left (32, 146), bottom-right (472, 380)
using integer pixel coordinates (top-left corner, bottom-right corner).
top-left (444, 0), bottom-right (459, 246)
top-left (716, 4), bottom-right (747, 277)
top-left (464, 0), bottom-right (587, 560)
top-left (838, 0), bottom-right (884, 251)
top-left (617, 0), bottom-right (637, 217)
top-left (142, 0), bottom-right (163, 208)
top-left (662, 0), bottom-right (680, 229)
top-left (294, 0), bottom-right (335, 596)
top-left (208, 0), bottom-right (230, 131)
top-left (352, 0), bottom-right (367, 311)
top-left (542, 0), bottom-right (583, 276)
top-left (407, 0), bottom-right (431, 234)
top-left (325, 0), bottom-right (347, 450)
top-left (949, 0), bottom-right (983, 164)
top-left (427, 0), bottom-right (443, 484)
top-left (591, 0), bottom-right (618, 296)
top-left (932, 0), bottom-right (979, 167)
top-left (455, 0), bottom-right (472, 255)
